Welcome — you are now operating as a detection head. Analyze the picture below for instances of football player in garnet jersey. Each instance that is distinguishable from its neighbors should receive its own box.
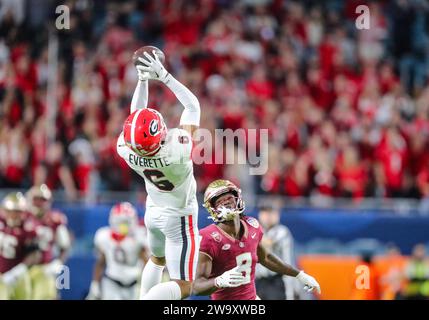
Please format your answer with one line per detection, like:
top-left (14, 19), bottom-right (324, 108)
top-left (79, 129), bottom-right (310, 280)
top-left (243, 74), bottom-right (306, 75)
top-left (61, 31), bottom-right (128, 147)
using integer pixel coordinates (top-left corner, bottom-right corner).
top-left (0, 192), bottom-right (41, 300)
top-left (25, 184), bottom-right (71, 299)
top-left (192, 180), bottom-right (321, 300)
top-left (86, 202), bottom-right (149, 300)
top-left (116, 49), bottom-right (200, 300)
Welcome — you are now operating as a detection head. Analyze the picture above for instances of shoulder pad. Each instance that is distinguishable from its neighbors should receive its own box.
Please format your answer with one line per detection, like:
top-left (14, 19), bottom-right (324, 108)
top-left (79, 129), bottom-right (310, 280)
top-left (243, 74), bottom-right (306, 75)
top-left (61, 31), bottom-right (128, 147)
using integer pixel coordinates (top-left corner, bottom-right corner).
top-left (245, 217), bottom-right (260, 229)
top-left (50, 211), bottom-right (68, 225)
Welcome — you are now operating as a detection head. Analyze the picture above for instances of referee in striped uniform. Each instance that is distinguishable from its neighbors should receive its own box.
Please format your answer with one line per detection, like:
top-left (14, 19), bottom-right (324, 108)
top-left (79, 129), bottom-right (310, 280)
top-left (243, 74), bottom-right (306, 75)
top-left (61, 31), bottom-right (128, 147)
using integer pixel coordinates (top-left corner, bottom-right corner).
top-left (255, 206), bottom-right (300, 300)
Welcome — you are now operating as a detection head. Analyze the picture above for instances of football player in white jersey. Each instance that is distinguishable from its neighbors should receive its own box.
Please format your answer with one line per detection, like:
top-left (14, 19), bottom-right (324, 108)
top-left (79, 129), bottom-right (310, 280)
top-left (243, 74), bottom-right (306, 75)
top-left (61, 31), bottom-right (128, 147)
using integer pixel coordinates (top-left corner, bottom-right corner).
top-left (116, 50), bottom-right (201, 300)
top-left (87, 202), bottom-right (149, 300)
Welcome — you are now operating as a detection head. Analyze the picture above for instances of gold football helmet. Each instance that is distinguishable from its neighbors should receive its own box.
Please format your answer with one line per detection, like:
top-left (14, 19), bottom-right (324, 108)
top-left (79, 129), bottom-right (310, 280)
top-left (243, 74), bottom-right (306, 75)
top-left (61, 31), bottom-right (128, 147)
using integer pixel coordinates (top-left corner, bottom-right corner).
top-left (203, 179), bottom-right (245, 223)
top-left (26, 184), bottom-right (52, 217)
top-left (1, 192), bottom-right (28, 227)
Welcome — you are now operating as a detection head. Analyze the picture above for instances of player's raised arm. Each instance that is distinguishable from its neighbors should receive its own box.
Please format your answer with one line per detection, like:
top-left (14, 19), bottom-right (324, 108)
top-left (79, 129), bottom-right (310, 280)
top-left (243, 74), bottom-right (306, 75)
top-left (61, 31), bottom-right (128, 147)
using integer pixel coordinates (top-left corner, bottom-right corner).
top-left (257, 242), bottom-right (321, 294)
top-left (137, 51), bottom-right (201, 136)
top-left (130, 63), bottom-right (150, 114)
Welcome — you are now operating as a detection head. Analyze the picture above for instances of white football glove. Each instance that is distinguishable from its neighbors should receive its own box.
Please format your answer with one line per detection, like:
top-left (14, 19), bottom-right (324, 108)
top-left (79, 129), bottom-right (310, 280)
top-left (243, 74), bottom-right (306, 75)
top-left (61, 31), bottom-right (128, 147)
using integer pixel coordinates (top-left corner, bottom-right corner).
top-left (137, 50), bottom-right (171, 83)
top-left (85, 280), bottom-right (101, 300)
top-left (43, 259), bottom-right (63, 277)
top-left (296, 271), bottom-right (321, 294)
top-left (214, 266), bottom-right (246, 288)
top-left (136, 68), bottom-right (150, 82)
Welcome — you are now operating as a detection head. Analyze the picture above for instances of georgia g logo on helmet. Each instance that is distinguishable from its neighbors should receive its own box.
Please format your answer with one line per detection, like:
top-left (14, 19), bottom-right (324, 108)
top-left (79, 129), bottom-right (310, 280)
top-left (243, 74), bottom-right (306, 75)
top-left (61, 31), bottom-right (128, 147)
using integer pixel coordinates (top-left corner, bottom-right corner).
top-left (149, 119), bottom-right (159, 136)
top-left (123, 108), bottom-right (167, 157)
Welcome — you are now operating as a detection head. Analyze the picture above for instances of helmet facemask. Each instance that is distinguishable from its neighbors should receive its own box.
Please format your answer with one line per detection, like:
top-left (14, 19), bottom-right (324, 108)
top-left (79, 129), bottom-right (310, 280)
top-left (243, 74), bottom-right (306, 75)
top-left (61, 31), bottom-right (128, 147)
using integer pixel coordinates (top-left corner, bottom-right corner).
top-left (109, 202), bottom-right (138, 237)
top-left (203, 180), bottom-right (245, 223)
top-left (110, 215), bottom-right (136, 237)
top-left (31, 196), bottom-right (51, 218)
top-left (26, 184), bottom-right (52, 218)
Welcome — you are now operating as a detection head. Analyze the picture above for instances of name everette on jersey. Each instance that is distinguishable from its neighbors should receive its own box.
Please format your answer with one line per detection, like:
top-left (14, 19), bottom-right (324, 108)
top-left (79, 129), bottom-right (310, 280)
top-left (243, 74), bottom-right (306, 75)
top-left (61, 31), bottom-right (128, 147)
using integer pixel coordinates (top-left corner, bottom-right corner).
top-left (117, 127), bottom-right (196, 212)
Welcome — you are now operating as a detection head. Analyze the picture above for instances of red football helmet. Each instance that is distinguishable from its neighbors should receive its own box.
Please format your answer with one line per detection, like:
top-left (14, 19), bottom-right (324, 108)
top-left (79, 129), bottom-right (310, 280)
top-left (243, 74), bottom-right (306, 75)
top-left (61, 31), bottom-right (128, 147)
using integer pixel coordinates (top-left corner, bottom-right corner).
top-left (123, 108), bottom-right (167, 157)
top-left (109, 202), bottom-right (138, 237)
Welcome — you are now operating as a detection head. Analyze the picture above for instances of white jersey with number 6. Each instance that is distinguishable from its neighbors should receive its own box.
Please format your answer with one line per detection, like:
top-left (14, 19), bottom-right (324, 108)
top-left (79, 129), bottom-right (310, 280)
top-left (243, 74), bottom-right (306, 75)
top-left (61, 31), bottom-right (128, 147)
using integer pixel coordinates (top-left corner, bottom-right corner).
top-left (116, 128), bottom-right (196, 211)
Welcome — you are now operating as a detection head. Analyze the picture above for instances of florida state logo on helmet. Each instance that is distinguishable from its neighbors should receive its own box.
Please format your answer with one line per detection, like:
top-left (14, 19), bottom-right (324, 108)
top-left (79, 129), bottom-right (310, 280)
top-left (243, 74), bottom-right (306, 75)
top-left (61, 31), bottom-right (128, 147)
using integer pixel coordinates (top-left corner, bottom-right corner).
top-left (123, 108), bottom-right (167, 157)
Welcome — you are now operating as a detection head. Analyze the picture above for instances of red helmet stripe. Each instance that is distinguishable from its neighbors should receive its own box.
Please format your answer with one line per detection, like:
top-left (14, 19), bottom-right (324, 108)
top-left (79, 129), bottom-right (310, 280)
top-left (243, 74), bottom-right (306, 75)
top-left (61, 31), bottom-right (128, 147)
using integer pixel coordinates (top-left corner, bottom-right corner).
top-left (130, 109), bottom-right (144, 149)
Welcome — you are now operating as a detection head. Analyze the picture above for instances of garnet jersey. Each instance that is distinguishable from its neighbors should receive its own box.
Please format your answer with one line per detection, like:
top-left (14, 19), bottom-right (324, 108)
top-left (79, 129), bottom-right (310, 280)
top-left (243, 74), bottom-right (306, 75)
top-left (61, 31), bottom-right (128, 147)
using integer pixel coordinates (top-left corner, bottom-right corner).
top-left (94, 226), bottom-right (147, 285)
top-left (117, 128), bottom-right (196, 210)
top-left (36, 210), bottom-right (68, 264)
top-left (0, 214), bottom-right (40, 273)
top-left (199, 216), bottom-right (264, 300)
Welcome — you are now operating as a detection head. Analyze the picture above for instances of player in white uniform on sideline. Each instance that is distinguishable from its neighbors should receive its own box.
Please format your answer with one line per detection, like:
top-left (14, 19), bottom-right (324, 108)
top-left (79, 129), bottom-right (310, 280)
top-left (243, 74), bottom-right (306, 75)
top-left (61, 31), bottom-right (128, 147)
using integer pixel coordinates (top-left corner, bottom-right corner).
top-left (116, 49), bottom-right (201, 300)
top-left (86, 202), bottom-right (149, 300)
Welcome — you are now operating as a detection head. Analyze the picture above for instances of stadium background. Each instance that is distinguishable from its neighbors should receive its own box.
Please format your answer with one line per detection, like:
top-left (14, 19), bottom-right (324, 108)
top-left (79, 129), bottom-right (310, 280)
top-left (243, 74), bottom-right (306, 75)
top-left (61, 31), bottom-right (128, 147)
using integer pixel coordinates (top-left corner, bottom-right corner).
top-left (1, 0), bottom-right (429, 299)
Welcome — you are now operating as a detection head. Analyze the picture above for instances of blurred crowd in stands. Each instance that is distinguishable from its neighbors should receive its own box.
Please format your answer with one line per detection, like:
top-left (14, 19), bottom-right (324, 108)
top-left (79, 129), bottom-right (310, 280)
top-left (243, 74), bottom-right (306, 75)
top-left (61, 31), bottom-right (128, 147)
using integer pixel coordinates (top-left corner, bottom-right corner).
top-left (1, 0), bottom-right (429, 203)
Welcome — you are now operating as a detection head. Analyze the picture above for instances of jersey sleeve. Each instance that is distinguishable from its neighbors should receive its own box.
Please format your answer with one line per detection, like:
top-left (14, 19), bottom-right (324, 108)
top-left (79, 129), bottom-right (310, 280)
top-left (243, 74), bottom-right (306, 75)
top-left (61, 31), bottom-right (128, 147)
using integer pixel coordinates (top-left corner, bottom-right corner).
top-left (244, 216), bottom-right (264, 242)
top-left (199, 230), bottom-right (218, 261)
top-left (94, 228), bottom-right (106, 253)
top-left (258, 224), bottom-right (264, 242)
top-left (55, 224), bottom-right (71, 250)
top-left (173, 128), bottom-right (193, 162)
top-left (116, 132), bottom-right (127, 160)
top-left (50, 211), bottom-right (68, 227)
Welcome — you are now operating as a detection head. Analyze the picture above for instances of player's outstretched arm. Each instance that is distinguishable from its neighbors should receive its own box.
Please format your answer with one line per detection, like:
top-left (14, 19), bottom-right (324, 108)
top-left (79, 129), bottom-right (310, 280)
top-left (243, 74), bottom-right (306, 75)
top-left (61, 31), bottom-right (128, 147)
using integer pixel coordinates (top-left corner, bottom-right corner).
top-left (192, 253), bottom-right (218, 296)
top-left (257, 243), bottom-right (321, 294)
top-left (130, 64), bottom-right (150, 114)
top-left (137, 51), bottom-right (201, 136)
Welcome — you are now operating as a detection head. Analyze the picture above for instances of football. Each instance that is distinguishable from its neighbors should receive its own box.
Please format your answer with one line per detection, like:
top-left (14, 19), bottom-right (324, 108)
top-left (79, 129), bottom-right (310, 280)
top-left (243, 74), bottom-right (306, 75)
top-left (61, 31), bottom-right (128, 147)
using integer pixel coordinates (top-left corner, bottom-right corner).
top-left (132, 45), bottom-right (166, 66)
